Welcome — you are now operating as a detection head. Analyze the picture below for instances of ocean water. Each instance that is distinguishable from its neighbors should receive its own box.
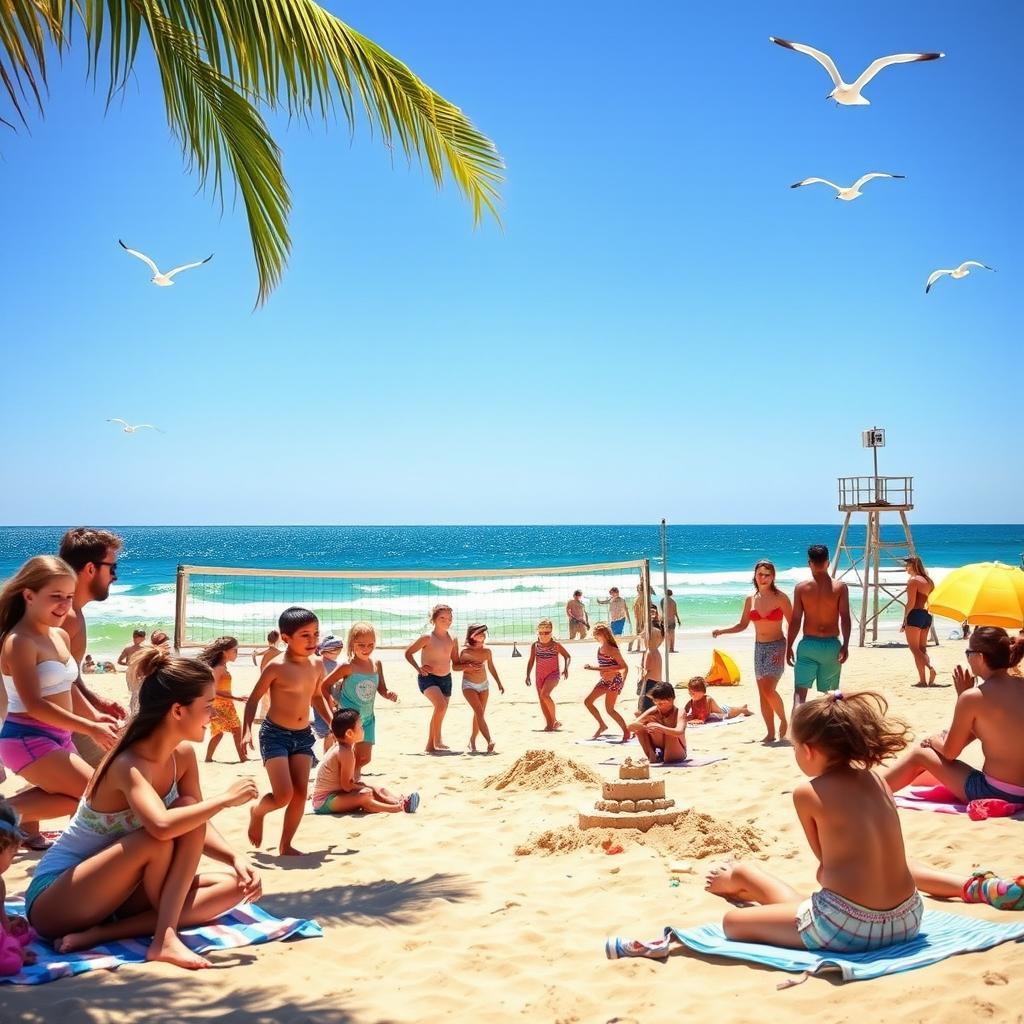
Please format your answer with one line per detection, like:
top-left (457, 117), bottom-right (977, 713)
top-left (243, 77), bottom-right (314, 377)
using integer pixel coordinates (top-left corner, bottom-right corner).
top-left (1, 525), bottom-right (1021, 652)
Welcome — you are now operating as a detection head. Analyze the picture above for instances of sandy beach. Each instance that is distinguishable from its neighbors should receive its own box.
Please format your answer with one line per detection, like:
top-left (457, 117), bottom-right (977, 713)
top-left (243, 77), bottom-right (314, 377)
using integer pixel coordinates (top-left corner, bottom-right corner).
top-left (2, 629), bottom-right (1020, 1024)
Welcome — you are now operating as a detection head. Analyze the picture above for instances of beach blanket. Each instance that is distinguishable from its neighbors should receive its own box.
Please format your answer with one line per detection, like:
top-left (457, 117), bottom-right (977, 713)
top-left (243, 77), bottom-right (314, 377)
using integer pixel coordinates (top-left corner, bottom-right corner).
top-left (605, 908), bottom-right (1024, 985)
top-left (894, 785), bottom-right (1024, 820)
top-left (598, 754), bottom-right (727, 769)
top-left (0, 900), bottom-right (322, 985)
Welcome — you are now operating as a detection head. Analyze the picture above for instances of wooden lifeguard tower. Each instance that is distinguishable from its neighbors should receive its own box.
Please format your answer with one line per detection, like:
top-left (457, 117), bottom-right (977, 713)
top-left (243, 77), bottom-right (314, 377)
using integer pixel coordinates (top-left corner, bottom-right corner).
top-left (832, 428), bottom-right (936, 647)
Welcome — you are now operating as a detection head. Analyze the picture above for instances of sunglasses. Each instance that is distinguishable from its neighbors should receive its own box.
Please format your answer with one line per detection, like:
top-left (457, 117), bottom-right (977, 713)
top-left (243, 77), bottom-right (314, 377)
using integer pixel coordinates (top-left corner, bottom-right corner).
top-left (94, 560), bottom-right (118, 574)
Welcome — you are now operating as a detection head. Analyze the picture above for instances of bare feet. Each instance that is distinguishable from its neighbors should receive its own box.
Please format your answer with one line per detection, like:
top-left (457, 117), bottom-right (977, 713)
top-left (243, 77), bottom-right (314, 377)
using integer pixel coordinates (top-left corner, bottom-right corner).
top-left (204, 756), bottom-right (215, 763)
top-left (928, 666), bottom-right (937, 685)
top-left (147, 931), bottom-right (212, 970)
top-left (779, 718), bottom-right (788, 741)
top-left (56, 927), bottom-right (106, 954)
top-left (703, 862), bottom-right (757, 903)
top-left (620, 733), bottom-right (630, 743)
top-left (436, 742), bottom-right (451, 751)
top-left (279, 844), bottom-right (304, 856)
top-left (247, 806), bottom-right (264, 848)
top-left (469, 738), bottom-right (477, 753)
top-left (761, 734), bottom-right (776, 745)
top-left (487, 741), bottom-right (496, 753)
top-left (553, 720), bottom-right (562, 730)
top-left (591, 725), bottom-right (609, 739)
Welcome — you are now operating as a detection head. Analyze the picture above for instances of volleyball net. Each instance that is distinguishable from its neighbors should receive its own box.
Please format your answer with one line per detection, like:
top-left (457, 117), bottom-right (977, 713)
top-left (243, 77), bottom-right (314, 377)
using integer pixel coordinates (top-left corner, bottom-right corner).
top-left (174, 559), bottom-right (653, 650)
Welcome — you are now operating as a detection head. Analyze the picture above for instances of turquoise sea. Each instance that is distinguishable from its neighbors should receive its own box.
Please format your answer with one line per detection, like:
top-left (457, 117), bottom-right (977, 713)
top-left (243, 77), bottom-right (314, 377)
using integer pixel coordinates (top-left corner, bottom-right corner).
top-left (1, 525), bottom-right (1021, 652)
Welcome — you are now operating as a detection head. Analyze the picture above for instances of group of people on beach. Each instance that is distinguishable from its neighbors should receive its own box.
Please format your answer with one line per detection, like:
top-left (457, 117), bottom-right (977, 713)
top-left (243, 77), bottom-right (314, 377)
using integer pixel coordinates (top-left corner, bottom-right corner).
top-left (2, 528), bottom-right (1024, 974)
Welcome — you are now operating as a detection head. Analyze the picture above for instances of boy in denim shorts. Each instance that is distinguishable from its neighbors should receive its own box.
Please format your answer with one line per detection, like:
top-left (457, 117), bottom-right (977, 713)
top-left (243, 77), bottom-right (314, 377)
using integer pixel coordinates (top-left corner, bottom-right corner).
top-left (242, 606), bottom-right (323, 856)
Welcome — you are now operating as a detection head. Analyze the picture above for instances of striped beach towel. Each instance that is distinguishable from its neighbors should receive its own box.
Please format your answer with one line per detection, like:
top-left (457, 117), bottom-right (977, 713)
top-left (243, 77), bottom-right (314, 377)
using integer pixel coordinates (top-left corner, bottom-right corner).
top-left (1, 900), bottom-right (322, 985)
top-left (606, 909), bottom-right (1024, 984)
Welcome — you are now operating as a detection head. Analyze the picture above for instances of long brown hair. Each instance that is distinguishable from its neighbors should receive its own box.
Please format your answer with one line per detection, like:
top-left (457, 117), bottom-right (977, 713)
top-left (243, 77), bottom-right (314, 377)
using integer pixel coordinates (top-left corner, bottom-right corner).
top-left (904, 557), bottom-right (933, 586)
top-left (752, 560), bottom-right (780, 595)
top-left (0, 556), bottom-right (77, 643)
top-left (197, 636), bottom-right (238, 668)
top-left (87, 649), bottom-right (213, 797)
top-left (790, 691), bottom-right (910, 769)
top-left (592, 623), bottom-right (620, 649)
top-left (970, 626), bottom-right (1024, 671)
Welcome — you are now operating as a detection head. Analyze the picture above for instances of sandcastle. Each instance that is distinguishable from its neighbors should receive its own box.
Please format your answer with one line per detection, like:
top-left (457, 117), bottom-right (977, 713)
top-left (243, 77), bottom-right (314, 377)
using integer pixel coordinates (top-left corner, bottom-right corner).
top-left (578, 757), bottom-right (684, 831)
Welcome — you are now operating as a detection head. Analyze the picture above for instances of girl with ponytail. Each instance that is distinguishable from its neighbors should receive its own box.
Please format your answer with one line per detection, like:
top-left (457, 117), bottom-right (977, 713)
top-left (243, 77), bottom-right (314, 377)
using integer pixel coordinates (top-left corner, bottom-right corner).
top-left (884, 626), bottom-right (1024, 803)
top-left (25, 648), bottom-right (261, 970)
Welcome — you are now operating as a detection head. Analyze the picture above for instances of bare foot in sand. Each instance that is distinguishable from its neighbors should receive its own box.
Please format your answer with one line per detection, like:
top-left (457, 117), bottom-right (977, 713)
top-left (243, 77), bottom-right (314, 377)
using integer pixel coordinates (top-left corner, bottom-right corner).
top-left (761, 733), bottom-right (776, 745)
top-left (247, 806), bottom-right (264, 847)
top-left (591, 725), bottom-right (608, 739)
top-left (147, 931), bottom-right (212, 970)
top-left (279, 844), bottom-right (304, 856)
top-left (779, 718), bottom-right (788, 741)
top-left (704, 863), bottom-right (759, 903)
top-left (56, 927), bottom-right (107, 954)
top-left (469, 737), bottom-right (477, 753)
top-left (928, 666), bottom-right (937, 685)
top-left (436, 742), bottom-right (451, 751)
top-left (487, 741), bottom-right (496, 753)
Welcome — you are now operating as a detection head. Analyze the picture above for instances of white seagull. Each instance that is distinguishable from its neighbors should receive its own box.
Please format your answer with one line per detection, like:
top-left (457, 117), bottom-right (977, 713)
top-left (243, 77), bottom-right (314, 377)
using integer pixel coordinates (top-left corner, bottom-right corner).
top-left (769, 38), bottom-right (944, 105)
top-left (925, 262), bottom-right (995, 294)
top-left (790, 172), bottom-right (905, 201)
top-left (119, 239), bottom-right (213, 287)
top-left (107, 418), bottom-right (164, 434)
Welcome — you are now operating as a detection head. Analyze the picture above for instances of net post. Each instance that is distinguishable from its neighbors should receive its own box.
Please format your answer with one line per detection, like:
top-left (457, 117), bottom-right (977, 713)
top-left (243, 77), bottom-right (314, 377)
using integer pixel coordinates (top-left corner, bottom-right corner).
top-left (174, 565), bottom-right (188, 653)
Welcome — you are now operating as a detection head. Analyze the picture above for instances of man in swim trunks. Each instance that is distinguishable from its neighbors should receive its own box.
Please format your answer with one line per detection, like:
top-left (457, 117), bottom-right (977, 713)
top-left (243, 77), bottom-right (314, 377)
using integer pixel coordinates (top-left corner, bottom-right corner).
top-left (597, 587), bottom-right (631, 637)
top-left (660, 590), bottom-right (681, 653)
top-left (786, 544), bottom-right (850, 710)
top-left (566, 591), bottom-right (589, 640)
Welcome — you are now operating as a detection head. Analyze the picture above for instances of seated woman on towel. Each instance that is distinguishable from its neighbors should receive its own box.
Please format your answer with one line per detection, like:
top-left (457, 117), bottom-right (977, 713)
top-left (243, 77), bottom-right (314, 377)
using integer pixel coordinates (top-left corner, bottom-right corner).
top-left (882, 626), bottom-right (1024, 804)
top-left (25, 648), bottom-right (262, 969)
top-left (705, 692), bottom-right (923, 953)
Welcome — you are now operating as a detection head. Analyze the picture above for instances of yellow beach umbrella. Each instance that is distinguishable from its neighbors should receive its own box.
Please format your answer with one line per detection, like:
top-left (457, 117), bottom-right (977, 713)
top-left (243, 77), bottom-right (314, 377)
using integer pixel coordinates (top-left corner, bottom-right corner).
top-left (928, 562), bottom-right (1024, 629)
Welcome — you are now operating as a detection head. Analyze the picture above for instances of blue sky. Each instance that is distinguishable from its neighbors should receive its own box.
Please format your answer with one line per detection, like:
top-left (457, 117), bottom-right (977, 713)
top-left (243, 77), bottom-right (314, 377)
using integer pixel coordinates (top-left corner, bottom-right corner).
top-left (1, 1), bottom-right (1020, 525)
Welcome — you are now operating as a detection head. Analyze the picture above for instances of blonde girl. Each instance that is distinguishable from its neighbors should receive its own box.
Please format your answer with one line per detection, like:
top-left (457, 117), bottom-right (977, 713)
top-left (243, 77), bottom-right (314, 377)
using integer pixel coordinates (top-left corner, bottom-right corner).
top-left (583, 623), bottom-right (629, 741)
top-left (460, 624), bottom-right (504, 753)
top-left (200, 637), bottom-right (247, 764)
top-left (902, 556), bottom-right (937, 686)
top-left (524, 619), bottom-right (570, 732)
top-left (322, 622), bottom-right (397, 776)
top-left (0, 557), bottom-right (119, 840)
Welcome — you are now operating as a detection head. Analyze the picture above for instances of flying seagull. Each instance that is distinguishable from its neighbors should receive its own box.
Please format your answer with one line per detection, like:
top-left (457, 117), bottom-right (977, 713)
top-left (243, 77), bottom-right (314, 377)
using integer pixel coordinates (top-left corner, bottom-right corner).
top-left (107, 418), bottom-right (164, 434)
top-left (790, 173), bottom-right (905, 201)
top-left (118, 239), bottom-right (213, 287)
top-left (769, 38), bottom-right (943, 105)
top-left (925, 262), bottom-right (995, 294)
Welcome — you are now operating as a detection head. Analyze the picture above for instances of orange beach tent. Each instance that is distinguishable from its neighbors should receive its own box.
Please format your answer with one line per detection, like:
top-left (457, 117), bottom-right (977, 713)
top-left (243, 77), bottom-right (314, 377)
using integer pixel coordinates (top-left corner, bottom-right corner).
top-left (706, 649), bottom-right (741, 686)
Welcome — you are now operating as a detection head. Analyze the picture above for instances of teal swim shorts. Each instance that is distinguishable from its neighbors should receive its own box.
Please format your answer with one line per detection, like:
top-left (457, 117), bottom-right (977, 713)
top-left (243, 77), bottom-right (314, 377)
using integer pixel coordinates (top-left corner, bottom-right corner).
top-left (794, 636), bottom-right (842, 692)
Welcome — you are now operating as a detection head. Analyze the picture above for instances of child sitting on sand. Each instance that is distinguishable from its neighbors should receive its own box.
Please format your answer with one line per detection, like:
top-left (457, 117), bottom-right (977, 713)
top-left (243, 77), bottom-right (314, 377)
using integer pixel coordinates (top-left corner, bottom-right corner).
top-left (312, 709), bottom-right (419, 815)
top-left (459, 624), bottom-right (505, 752)
top-left (200, 636), bottom-right (248, 764)
top-left (320, 623), bottom-right (397, 776)
top-left (0, 797), bottom-right (36, 974)
top-left (684, 677), bottom-right (753, 724)
top-left (525, 619), bottom-right (570, 732)
top-left (705, 691), bottom-right (924, 953)
top-left (583, 623), bottom-right (630, 741)
top-left (627, 682), bottom-right (687, 764)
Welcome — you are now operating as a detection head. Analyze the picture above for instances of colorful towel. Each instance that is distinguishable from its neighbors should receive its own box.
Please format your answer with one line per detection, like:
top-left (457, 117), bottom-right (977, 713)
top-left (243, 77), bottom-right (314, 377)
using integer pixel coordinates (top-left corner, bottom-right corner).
top-left (894, 785), bottom-right (1024, 819)
top-left (1, 900), bottom-right (322, 985)
top-left (606, 908), bottom-right (1024, 984)
top-left (598, 754), bottom-right (727, 769)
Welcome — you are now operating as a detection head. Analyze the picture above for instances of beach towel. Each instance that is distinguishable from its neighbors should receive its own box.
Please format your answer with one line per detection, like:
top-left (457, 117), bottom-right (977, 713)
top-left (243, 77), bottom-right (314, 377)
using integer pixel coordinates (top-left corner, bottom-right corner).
top-left (0, 900), bottom-right (322, 985)
top-left (894, 785), bottom-right (1024, 820)
top-left (605, 908), bottom-right (1024, 985)
top-left (598, 754), bottom-right (727, 769)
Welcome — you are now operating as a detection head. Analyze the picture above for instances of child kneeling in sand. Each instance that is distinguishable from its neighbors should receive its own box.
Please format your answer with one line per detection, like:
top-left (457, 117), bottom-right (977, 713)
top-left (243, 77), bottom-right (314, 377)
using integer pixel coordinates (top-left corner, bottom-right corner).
top-left (627, 682), bottom-right (686, 764)
top-left (705, 691), bottom-right (923, 953)
top-left (684, 677), bottom-right (752, 724)
top-left (312, 709), bottom-right (420, 815)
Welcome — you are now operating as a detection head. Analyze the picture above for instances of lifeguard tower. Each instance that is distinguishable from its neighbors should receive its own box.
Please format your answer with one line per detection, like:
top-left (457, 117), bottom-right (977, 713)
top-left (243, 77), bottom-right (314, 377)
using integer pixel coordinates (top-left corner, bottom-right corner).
top-left (833, 428), bottom-right (936, 647)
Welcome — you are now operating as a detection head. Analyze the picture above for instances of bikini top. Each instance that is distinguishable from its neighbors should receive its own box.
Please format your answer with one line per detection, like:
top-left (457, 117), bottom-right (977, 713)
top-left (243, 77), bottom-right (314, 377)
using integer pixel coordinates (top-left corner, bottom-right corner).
top-left (535, 642), bottom-right (558, 662)
top-left (597, 650), bottom-right (619, 669)
top-left (749, 606), bottom-right (784, 623)
top-left (1, 657), bottom-right (78, 714)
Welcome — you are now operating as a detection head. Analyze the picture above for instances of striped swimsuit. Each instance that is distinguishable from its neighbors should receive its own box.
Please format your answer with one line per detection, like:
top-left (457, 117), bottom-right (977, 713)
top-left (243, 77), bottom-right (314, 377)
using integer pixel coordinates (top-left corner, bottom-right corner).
top-left (596, 649), bottom-right (624, 694)
top-left (535, 643), bottom-right (560, 688)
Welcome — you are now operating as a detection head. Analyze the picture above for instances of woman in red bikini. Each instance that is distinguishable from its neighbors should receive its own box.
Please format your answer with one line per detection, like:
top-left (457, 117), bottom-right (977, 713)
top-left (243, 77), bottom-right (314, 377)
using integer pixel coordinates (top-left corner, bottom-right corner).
top-left (712, 560), bottom-right (792, 744)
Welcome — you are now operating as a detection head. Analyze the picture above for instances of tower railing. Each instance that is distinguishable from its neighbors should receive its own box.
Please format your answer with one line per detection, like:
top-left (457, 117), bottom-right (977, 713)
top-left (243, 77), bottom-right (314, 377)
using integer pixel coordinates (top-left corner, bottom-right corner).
top-left (837, 475), bottom-right (913, 510)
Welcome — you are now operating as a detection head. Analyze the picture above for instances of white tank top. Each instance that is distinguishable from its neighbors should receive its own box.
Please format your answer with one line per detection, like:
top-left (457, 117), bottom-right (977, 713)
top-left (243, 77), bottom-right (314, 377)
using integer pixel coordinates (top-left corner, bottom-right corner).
top-left (2, 658), bottom-right (78, 714)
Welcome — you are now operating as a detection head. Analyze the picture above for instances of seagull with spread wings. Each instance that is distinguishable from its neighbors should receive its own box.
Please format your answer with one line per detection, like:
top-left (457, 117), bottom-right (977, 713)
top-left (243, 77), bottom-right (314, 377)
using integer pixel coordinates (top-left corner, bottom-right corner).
top-left (107, 418), bottom-right (164, 434)
top-left (119, 240), bottom-right (213, 287)
top-left (790, 172), bottom-right (905, 201)
top-left (769, 38), bottom-right (943, 105)
top-left (925, 262), bottom-right (995, 294)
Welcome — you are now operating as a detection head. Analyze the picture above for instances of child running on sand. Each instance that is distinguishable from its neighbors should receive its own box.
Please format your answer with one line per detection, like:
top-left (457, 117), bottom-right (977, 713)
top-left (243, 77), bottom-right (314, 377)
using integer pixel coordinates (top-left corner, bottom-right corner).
top-left (704, 691), bottom-right (924, 953)
top-left (524, 619), bottom-right (570, 732)
top-left (627, 681), bottom-right (687, 763)
top-left (583, 623), bottom-right (629, 741)
top-left (404, 605), bottom-right (476, 754)
top-left (459, 624), bottom-right (505, 752)
top-left (242, 607), bottom-right (323, 856)
top-left (684, 677), bottom-right (753, 724)
top-left (200, 637), bottom-right (248, 764)
top-left (319, 622), bottom-right (397, 776)
top-left (0, 797), bottom-right (36, 973)
top-left (312, 709), bottom-right (419, 815)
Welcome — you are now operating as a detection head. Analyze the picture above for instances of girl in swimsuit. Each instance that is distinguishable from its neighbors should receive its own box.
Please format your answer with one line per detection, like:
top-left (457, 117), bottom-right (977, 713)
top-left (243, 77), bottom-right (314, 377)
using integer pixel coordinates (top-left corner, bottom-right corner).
top-left (583, 623), bottom-right (629, 741)
top-left (25, 648), bottom-right (261, 969)
top-left (201, 637), bottom-right (248, 764)
top-left (0, 557), bottom-right (120, 840)
top-left (459, 624), bottom-right (504, 752)
top-left (902, 557), bottom-right (937, 686)
top-left (712, 559), bottom-right (792, 744)
top-left (524, 619), bottom-right (571, 732)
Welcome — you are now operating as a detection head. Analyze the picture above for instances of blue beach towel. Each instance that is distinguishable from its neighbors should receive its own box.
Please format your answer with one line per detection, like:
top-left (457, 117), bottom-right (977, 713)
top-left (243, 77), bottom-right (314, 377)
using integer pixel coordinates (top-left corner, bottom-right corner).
top-left (606, 909), bottom-right (1024, 984)
top-left (1, 899), bottom-right (322, 985)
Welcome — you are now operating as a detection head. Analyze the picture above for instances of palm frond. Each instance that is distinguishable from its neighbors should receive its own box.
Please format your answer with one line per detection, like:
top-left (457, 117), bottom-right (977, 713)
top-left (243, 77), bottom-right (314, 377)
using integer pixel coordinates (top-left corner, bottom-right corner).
top-left (0, 0), bottom-right (63, 128)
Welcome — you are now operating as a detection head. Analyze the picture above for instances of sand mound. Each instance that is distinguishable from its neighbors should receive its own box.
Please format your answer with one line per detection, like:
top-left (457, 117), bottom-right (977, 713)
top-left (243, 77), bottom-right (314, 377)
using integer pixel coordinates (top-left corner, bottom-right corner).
top-left (515, 809), bottom-right (767, 860)
top-left (484, 749), bottom-right (603, 791)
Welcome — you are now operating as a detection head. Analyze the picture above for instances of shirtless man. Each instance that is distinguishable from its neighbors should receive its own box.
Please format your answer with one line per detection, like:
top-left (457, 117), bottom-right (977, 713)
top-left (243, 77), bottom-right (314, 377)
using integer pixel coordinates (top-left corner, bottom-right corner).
top-left (566, 590), bottom-right (589, 640)
top-left (628, 583), bottom-right (649, 653)
top-left (116, 629), bottom-right (147, 669)
top-left (786, 544), bottom-right (851, 710)
top-left (661, 590), bottom-right (681, 653)
top-left (597, 587), bottom-right (631, 637)
top-left (242, 607), bottom-right (322, 855)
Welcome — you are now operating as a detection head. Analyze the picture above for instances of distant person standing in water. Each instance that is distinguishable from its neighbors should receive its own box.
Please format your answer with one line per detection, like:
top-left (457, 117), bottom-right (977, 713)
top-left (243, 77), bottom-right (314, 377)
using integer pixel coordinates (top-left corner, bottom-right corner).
top-left (565, 591), bottom-right (589, 640)
top-left (786, 545), bottom-right (851, 711)
top-left (713, 560), bottom-right (792, 743)
top-left (902, 557), bottom-right (937, 687)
